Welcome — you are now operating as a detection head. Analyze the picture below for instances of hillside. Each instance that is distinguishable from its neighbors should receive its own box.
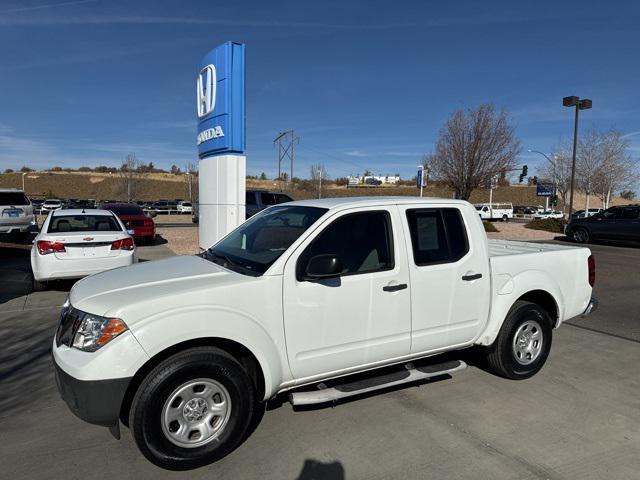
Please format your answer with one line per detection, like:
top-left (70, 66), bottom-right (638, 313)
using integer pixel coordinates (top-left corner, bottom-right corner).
top-left (0, 171), bottom-right (634, 208)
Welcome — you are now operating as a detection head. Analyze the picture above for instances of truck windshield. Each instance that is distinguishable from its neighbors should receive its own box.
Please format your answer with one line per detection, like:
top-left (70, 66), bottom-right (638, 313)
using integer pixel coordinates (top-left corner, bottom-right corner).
top-left (202, 205), bottom-right (327, 276)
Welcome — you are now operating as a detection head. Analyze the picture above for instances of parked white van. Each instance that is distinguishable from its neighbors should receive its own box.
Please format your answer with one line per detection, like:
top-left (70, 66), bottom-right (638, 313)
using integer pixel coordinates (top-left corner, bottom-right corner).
top-left (475, 203), bottom-right (514, 221)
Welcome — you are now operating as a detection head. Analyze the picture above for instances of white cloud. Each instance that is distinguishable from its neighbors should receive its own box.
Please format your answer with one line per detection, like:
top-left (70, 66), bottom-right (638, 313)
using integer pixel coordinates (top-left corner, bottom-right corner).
top-left (0, 0), bottom-right (96, 14)
top-left (344, 149), bottom-right (367, 157)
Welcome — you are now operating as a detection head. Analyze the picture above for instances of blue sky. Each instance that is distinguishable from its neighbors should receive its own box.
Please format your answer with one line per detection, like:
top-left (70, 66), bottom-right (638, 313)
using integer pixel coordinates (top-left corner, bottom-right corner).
top-left (1, 0), bottom-right (640, 181)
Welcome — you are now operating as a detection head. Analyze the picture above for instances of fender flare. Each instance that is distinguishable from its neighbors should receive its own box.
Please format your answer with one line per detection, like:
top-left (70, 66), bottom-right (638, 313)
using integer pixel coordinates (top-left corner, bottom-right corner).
top-left (130, 304), bottom-right (285, 400)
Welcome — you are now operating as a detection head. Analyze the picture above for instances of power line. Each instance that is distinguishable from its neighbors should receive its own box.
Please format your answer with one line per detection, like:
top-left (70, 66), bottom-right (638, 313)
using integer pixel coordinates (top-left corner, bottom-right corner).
top-left (273, 130), bottom-right (298, 181)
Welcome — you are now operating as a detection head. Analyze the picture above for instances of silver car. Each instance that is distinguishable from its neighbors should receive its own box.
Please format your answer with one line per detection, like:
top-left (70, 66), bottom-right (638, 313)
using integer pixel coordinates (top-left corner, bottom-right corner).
top-left (0, 189), bottom-right (36, 240)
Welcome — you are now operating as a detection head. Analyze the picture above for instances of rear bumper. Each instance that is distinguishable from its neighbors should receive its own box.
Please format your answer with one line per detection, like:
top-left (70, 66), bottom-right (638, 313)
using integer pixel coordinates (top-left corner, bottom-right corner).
top-left (581, 296), bottom-right (598, 317)
top-left (53, 356), bottom-right (131, 427)
top-left (33, 253), bottom-right (136, 281)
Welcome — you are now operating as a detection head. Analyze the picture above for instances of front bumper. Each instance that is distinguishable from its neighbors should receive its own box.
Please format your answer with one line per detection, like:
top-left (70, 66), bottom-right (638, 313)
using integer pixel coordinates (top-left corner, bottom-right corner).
top-left (581, 296), bottom-right (598, 317)
top-left (53, 356), bottom-right (131, 427)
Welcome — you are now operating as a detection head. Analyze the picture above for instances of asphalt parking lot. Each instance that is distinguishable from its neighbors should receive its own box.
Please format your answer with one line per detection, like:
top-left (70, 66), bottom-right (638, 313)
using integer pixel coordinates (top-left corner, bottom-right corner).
top-left (1, 239), bottom-right (639, 479)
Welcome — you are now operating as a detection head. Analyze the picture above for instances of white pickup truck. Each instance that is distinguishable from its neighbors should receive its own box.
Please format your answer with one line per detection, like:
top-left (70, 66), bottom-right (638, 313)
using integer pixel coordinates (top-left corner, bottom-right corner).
top-left (53, 197), bottom-right (597, 470)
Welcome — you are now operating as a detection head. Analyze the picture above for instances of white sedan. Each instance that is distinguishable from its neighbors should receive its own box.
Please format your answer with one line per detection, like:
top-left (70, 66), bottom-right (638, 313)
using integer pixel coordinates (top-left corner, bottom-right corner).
top-left (31, 209), bottom-right (137, 290)
top-left (41, 199), bottom-right (63, 213)
top-left (533, 210), bottom-right (565, 220)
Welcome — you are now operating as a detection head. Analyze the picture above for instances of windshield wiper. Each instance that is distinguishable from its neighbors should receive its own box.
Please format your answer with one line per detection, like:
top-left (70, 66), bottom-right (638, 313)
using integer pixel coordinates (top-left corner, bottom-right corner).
top-left (202, 250), bottom-right (259, 276)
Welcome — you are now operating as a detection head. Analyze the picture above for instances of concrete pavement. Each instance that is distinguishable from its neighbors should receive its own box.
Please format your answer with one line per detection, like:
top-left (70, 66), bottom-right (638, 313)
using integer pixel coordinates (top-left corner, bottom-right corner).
top-left (0, 241), bottom-right (639, 479)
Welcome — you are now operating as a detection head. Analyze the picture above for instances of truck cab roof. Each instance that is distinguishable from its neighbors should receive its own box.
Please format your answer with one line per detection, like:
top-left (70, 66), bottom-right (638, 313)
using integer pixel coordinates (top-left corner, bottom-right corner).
top-left (285, 196), bottom-right (469, 211)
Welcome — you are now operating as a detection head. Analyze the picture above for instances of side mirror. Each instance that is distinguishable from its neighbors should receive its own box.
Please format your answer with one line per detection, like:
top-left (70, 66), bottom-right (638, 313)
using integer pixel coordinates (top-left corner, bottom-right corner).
top-left (304, 254), bottom-right (342, 280)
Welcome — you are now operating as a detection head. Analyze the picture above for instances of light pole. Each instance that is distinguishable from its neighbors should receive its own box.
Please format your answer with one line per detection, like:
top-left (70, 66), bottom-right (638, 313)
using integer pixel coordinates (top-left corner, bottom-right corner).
top-left (186, 172), bottom-right (193, 204)
top-left (22, 172), bottom-right (27, 191)
top-left (317, 168), bottom-right (322, 199)
top-left (563, 96), bottom-right (592, 217)
top-left (528, 149), bottom-right (558, 211)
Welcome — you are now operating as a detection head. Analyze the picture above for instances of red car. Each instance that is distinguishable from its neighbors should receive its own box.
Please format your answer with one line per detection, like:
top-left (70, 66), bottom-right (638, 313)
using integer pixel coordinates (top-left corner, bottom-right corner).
top-left (100, 203), bottom-right (155, 245)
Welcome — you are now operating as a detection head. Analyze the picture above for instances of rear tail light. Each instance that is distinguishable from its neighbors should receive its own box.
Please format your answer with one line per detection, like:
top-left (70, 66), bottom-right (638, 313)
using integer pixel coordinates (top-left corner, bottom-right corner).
top-left (143, 218), bottom-right (154, 227)
top-left (37, 240), bottom-right (65, 255)
top-left (111, 237), bottom-right (135, 251)
top-left (588, 254), bottom-right (595, 287)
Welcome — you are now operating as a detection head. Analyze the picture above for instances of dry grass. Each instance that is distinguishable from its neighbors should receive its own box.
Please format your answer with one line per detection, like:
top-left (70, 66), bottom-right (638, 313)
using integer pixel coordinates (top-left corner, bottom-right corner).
top-left (2, 171), bottom-right (635, 207)
top-left (157, 227), bottom-right (200, 255)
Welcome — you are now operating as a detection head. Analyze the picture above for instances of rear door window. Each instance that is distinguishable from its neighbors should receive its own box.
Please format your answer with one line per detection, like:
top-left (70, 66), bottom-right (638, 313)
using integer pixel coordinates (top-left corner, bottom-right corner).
top-left (261, 193), bottom-right (277, 206)
top-left (246, 192), bottom-right (257, 205)
top-left (602, 208), bottom-right (622, 219)
top-left (620, 207), bottom-right (639, 220)
top-left (0, 192), bottom-right (30, 205)
top-left (406, 208), bottom-right (469, 265)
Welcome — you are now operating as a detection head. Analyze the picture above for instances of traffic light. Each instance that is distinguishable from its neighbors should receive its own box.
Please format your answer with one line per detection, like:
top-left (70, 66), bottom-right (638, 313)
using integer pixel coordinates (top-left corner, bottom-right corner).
top-left (518, 165), bottom-right (528, 183)
top-left (551, 195), bottom-right (558, 207)
top-left (532, 176), bottom-right (538, 185)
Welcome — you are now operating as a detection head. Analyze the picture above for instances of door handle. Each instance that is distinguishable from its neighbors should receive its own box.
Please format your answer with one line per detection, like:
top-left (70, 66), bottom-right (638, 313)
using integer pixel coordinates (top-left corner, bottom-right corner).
top-left (462, 273), bottom-right (482, 281)
top-left (383, 283), bottom-right (407, 292)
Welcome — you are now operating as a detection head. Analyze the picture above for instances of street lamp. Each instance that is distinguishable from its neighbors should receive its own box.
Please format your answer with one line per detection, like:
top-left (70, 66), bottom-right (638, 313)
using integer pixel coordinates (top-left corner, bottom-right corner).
top-left (563, 96), bottom-right (592, 217)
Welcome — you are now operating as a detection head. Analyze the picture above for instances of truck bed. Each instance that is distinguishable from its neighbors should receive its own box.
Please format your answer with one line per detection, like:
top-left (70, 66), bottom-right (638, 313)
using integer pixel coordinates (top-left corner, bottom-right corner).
top-left (488, 239), bottom-right (592, 324)
top-left (488, 239), bottom-right (579, 258)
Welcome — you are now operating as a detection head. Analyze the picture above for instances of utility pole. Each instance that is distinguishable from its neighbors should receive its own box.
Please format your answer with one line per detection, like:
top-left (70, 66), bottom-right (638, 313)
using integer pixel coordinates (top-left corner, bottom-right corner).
top-left (273, 130), bottom-right (299, 182)
top-left (318, 168), bottom-right (323, 199)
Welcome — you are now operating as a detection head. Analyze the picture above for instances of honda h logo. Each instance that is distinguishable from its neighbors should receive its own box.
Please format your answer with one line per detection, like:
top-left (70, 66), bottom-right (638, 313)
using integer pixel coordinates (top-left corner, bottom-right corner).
top-left (197, 64), bottom-right (216, 118)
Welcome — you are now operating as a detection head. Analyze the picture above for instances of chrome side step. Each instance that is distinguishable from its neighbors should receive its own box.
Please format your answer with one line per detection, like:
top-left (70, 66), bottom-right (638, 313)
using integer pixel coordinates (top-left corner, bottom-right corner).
top-left (289, 360), bottom-right (467, 406)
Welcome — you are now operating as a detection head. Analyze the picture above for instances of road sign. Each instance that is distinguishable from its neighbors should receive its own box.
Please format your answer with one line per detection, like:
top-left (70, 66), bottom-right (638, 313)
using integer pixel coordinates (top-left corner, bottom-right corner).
top-left (536, 182), bottom-right (555, 197)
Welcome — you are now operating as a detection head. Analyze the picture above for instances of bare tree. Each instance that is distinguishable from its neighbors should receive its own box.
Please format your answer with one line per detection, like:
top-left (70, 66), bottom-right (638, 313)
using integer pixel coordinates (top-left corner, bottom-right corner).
top-left (592, 130), bottom-right (635, 209)
top-left (575, 130), bottom-right (603, 212)
top-left (310, 164), bottom-right (328, 182)
top-left (428, 104), bottom-right (520, 199)
top-left (184, 162), bottom-right (199, 205)
top-left (116, 153), bottom-right (143, 202)
top-left (541, 141), bottom-right (573, 212)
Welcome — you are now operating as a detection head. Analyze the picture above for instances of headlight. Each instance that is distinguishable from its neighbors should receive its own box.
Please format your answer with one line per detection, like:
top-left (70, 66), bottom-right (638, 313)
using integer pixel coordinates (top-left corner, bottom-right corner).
top-left (72, 311), bottom-right (128, 352)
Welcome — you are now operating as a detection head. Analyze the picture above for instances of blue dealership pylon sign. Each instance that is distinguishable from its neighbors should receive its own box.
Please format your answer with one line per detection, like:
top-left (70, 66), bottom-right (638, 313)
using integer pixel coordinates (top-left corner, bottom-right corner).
top-left (196, 42), bottom-right (247, 249)
top-left (196, 42), bottom-right (246, 158)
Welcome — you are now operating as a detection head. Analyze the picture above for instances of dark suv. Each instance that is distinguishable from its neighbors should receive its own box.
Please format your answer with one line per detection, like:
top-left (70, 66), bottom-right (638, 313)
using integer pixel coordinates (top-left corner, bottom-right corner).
top-left (246, 190), bottom-right (293, 218)
top-left (192, 190), bottom-right (293, 224)
top-left (565, 205), bottom-right (640, 243)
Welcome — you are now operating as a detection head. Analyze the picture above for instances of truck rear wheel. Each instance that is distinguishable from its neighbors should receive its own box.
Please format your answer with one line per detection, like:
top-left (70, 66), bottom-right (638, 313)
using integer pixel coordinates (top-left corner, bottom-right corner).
top-left (129, 346), bottom-right (256, 470)
top-left (485, 301), bottom-right (552, 380)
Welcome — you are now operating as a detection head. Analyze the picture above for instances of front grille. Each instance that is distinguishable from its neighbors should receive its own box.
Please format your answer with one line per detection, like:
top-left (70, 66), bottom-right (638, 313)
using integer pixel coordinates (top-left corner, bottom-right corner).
top-left (129, 220), bottom-right (146, 227)
top-left (56, 305), bottom-right (83, 347)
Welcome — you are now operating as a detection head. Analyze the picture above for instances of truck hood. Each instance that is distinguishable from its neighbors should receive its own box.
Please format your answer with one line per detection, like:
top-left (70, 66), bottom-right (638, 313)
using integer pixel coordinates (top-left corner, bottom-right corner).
top-left (69, 255), bottom-right (252, 319)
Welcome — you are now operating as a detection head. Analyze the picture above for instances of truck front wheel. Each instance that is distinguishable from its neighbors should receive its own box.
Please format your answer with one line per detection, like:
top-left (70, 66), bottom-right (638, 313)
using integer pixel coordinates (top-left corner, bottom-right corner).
top-left (129, 347), bottom-right (256, 470)
top-left (485, 301), bottom-right (552, 380)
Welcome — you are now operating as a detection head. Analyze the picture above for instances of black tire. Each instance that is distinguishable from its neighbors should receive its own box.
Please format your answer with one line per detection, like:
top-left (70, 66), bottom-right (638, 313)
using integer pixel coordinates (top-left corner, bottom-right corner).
top-left (502, 214), bottom-right (509, 223)
top-left (572, 227), bottom-right (590, 243)
top-left (129, 347), bottom-right (256, 470)
top-left (485, 301), bottom-right (553, 380)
